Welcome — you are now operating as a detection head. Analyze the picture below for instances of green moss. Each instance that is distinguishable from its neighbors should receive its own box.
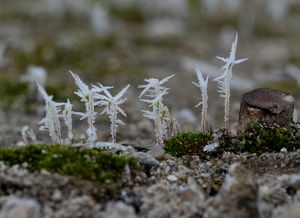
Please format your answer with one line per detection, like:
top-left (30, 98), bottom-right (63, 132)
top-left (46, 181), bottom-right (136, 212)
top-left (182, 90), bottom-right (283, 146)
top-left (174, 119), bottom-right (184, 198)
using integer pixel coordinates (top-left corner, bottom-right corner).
top-left (45, 83), bottom-right (76, 102)
top-left (165, 125), bottom-right (300, 158)
top-left (164, 132), bottom-right (213, 157)
top-left (188, 0), bottom-right (202, 13)
top-left (0, 75), bottom-right (28, 109)
top-left (0, 145), bottom-right (139, 182)
top-left (109, 5), bottom-right (145, 24)
top-left (229, 124), bottom-right (300, 155)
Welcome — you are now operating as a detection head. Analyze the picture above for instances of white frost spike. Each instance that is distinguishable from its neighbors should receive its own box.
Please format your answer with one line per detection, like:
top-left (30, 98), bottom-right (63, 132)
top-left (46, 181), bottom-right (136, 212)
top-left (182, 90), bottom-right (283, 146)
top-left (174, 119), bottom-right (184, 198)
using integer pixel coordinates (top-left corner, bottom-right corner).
top-left (37, 82), bottom-right (63, 144)
top-left (63, 99), bottom-right (73, 143)
top-left (96, 84), bottom-right (130, 144)
top-left (138, 74), bottom-right (174, 98)
top-left (192, 65), bottom-right (209, 132)
top-left (21, 125), bottom-right (37, 145)
top-left (139, 75), bottom-right (176, 146)
top-left (70, 71), bottom-right (99, 144)
top-left (214, 33), bottom-right (248, 132)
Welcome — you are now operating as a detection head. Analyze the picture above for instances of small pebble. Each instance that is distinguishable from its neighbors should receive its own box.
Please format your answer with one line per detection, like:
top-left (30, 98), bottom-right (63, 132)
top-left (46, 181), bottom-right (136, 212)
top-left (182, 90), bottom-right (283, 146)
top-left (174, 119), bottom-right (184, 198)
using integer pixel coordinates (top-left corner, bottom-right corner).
top-left (167, 175), bottom-right (178, 182)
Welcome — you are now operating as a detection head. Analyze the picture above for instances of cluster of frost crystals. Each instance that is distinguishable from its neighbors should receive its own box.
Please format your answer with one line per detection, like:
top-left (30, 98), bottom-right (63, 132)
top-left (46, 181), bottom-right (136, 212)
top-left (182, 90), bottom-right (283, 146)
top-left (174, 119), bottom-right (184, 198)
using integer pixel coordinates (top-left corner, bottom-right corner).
top-left (96, 84), bottom-right (130, 144)
top-left (214, 33), bottom-right (248, 132)
top-left (138, 74), bottom-right (178, 146)
top-left (70, 71), bottom-right (101, 144)
top-left (193, 65), bottom-right (209, 132)
top-left (37, 83), bottom-right (63, 144)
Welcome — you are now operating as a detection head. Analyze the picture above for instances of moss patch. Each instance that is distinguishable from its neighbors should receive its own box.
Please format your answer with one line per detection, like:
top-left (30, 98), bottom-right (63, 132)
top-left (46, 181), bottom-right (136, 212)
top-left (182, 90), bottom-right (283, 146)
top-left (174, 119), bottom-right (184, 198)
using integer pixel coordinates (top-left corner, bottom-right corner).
top-left (164, 132), bottom-right (213, 157)
top-left (109, 5), bottom-right (145, 24)
top-left (231, 124), bottom-right (300, 155)
top-left (0, 145), bottom-right (139, 182)
top-left (165, 124), bottom-right (300, 158)
top-left (0, 75), bottom-right (28, 109)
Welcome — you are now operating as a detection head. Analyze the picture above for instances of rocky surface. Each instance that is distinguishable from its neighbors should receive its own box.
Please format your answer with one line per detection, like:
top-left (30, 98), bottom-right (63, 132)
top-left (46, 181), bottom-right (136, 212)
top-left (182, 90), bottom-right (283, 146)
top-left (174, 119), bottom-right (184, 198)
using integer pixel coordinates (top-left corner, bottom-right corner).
top-left (0, 149), bottom-right (299, 217)
top-left (1, 0), bottom-right (300, 217)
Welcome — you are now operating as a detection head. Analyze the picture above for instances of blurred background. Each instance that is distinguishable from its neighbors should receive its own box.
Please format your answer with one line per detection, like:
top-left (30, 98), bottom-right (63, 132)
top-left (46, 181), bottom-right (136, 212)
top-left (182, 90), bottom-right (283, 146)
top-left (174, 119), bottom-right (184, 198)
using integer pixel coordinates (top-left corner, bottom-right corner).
top-left (0, 0), bottom-right (300, 144)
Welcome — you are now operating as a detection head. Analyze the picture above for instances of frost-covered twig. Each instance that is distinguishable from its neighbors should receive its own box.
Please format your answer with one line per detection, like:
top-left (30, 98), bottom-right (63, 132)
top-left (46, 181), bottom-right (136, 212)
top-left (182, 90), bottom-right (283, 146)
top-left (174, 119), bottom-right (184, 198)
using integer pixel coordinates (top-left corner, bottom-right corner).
top-left (70, 71), bottom-right (102, 143)
top-left (95, 84), bottom-right (130, 143)
top-left (139, 75), bottom-right (177, 146)
top-left (37, 82), bottom-right (63, 144)
top-left (62, 99), bottom-right (73, 144)
top-left (214, 33), bottom-right (248, 132)
top-left (193, 65), bottom-right (209, 132)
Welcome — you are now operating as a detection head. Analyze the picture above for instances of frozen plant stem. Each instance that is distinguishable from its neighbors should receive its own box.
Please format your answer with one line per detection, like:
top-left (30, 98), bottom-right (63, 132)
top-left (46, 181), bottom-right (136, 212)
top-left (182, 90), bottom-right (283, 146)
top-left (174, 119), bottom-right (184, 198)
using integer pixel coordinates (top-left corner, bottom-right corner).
top-left (63, 99), bottom-right (73, 143)
top-left (70, 71), bottom-right (100, 144)
top-left (138, 75), bottom-right (175, 146)
top-left (214, 33), bottom-right (248, 133)
top-left (193, 65), bottom-right (209, 132)
top-left (96, 84), bottom-right (130, 143)
top-left (37, 82), bottom-right (63, 144)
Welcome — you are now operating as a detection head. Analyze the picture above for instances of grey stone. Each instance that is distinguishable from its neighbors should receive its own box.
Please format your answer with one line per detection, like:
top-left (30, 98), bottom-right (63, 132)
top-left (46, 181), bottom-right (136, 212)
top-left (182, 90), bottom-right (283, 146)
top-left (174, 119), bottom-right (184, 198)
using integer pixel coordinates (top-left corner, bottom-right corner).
top-left (238, 88), bottom-right (295, 135)
top-left (0, 196), bottom-right (41, 218)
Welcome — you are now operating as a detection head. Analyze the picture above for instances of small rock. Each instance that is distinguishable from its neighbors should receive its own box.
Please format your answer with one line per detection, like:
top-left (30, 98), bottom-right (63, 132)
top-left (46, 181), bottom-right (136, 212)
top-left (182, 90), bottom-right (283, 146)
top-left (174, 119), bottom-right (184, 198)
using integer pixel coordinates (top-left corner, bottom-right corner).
top-left (167, 175), bottom-right (178, 182)
top-left (203, 141), bottom-right (220, 152)
top-left (52, 189), bottom-right (62, 201)
top-left (204, 164), bottom-right (258, 218)
top-left (0, 196), bottom-right (41, 218)
top-left (131, 151), bottom-right (159, 167)
top-left (148, 145), bottom-right (166, 161)
top-left (100, 201), bottom-right (137, 218)
top-left (280, 147), bottom-right (288, 153)
top-left (272, 202), bottom-right (300, 218)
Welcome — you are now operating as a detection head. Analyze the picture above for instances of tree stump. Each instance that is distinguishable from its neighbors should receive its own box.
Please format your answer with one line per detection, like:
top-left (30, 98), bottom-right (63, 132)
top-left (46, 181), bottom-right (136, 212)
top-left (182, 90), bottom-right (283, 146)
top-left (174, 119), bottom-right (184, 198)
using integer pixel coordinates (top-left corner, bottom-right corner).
top-left (237, 88), bottom-right (295, 135)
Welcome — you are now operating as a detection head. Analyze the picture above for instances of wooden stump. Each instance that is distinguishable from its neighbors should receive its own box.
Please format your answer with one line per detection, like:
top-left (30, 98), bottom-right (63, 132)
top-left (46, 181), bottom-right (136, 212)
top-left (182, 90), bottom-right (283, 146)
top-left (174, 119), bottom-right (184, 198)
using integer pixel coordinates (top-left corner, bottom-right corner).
top-left (237, 88), bottom-right (295, 135)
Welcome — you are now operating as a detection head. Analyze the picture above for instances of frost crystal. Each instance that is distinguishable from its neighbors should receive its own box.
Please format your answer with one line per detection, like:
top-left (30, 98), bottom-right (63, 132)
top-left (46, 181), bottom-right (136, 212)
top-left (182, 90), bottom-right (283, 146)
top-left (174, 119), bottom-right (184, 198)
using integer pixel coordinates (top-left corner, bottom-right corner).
top-left (214, 33), bottom-right (248, 132)
top-left (21, 125), bottom-right (37, 145)
top-left (96, 84), bottom-right (130, 143)
top-left (37, 82), bottom-right (63, 144)
top-left (203, 141), bottom-right (220, 152)
top-left (139, 74), bottom-right (178, 146)
top-left (62, 99), bottom-right (73, 144)
top-left (193, 65), bottom-right (209, 132)
top-left (70, 71), bottom-right (100, 144)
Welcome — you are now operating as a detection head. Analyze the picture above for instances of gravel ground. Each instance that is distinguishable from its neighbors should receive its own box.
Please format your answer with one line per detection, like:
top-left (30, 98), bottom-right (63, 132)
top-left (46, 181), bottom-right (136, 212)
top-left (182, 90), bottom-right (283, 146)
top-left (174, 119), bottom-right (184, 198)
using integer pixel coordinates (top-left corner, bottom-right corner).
top-left (1, 1), bottom-right (300, 217)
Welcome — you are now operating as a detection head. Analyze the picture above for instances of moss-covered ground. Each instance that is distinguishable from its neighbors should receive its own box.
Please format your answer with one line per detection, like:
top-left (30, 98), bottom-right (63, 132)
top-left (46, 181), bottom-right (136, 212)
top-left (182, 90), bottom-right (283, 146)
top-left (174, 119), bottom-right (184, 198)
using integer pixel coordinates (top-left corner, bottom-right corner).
top-left (164, 132), bottom-right (213, 157)
top-left (0, 144), bottom-right (139, 182)
top-left (164, 124), bottom-right (300, 157)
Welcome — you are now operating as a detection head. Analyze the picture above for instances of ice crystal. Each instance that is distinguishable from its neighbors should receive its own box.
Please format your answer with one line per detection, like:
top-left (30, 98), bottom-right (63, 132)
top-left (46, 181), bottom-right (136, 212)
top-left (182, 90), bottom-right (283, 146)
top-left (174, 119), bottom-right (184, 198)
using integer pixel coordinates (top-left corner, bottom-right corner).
top-left (62, 99), bottom-right (73, 144)
top-left (193, 65), bottom-right (209, 132)
top-left (96, 84), bottom-right (130, 143)
top-left (37, 82), bottom-right (63, 144)
top-left (214, 33), bottom-right (248, 132)
top-left (21, 125), bottom-right (37, 145)
top-left (70, 71), bottom-right (100, 144)
top-left (139, 74), bottom-right (177, 146)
